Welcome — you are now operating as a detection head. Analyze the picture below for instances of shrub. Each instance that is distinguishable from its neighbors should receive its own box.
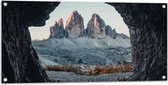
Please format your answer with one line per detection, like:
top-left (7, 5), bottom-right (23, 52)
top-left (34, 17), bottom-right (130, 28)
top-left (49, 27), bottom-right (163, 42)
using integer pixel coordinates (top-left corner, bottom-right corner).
top-left (46, 65), bottom-right (65, 71)
top-left (88, 65), bottom-right (133, 76)
top-left (45, 64), bottom-right (133, 76)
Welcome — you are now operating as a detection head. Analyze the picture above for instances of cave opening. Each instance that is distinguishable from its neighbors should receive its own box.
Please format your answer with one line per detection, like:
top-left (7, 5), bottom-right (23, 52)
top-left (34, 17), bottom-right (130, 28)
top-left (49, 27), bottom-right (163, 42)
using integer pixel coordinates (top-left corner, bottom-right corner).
top-left (28, 2), bottom-right (133, 81)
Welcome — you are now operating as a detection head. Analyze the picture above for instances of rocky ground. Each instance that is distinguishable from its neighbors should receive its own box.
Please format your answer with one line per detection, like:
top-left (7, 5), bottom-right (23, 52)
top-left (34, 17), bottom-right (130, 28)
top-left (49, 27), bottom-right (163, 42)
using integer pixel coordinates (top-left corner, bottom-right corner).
top-left (33, 37), bottom-right (131, 67)
top-left (46, 71), bottom-right (133, 82)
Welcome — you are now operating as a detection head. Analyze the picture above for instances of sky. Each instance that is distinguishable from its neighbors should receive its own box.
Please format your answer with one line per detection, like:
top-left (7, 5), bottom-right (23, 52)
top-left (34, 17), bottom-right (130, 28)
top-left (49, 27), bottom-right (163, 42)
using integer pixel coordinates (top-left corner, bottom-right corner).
top-left (29, 2), bottom-right (130, 40)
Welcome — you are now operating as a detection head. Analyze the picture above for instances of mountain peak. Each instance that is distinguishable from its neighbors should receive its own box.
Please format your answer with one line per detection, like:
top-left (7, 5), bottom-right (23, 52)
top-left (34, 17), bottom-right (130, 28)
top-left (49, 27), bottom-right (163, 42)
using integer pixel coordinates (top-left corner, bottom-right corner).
top-left (65, 11), bottom-right (84, 38)
top-left (49, 11), bottom-right (129, 40)
top-left (73, 10), bottom-right (78, 14)
top-left (105, 25), bottom-right (118, 39)
top-left (118, 33), bottom-right (129, 39)
top-left (86, 13), bottom-right (106, 38)
top-left (49, 18), bottom-right (64, 39)
top-left (92, 13), bottom-right (98, 17)
top-left (58, 18), bottom-right (64, 26)
top-left (66, 11), bottom-right (81, 26)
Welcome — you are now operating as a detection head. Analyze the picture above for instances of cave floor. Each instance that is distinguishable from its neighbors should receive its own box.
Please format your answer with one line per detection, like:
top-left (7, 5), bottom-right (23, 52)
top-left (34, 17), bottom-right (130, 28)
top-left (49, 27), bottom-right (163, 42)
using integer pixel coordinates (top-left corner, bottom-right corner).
top-left (46, 71), bottom-right (133, 82)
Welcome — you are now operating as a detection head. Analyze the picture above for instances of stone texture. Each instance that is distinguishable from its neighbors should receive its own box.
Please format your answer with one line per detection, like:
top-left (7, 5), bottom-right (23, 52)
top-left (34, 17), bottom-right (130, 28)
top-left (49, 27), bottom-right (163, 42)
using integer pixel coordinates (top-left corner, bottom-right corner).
top-left (65, 11), bottom-right (84, 38)
top-left (108, 3), bottom-right (167, 80)
top-left (86, 13), bottom-right (106, 38)
top-left (2, 1), bottom-right (60, 83)
top-left (49, 18), bottom-right (64, 39)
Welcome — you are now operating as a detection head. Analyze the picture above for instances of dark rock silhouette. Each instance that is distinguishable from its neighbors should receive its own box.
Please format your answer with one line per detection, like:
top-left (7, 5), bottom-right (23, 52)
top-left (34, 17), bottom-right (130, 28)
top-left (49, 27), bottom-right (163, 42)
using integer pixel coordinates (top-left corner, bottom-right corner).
top-left (49, 18), bottom-right (64, 39)
top-left (49, 12), bottom-right (129, 39)
top-left (86, 13), bottom-right (106, 38)
top-left (105, 25), bottom-right (118, 39)
top-left (65, 11), bottom-right (84, 38)
top-left (2, 1), bottom-right (60, 83)
top-left (108, 3), bottom-right (167, 80)
top-left (117, 33), bottom-right (129, 39)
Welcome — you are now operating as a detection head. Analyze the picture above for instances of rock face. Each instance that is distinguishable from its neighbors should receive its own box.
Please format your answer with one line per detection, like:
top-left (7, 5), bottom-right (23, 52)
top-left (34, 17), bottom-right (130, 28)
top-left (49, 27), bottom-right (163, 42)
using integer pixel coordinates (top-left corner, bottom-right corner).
top-left (105, 25), bottom-right (129, 39)
top-left (118, 33), bottom-right (129, 39)
top-left (49, 18), bottom-right (64, 38)
top-left (2, 1), bottom-right (60, 83)
top-left (65, 11), bottom-right (84, 38)
top-left (108, 3), bottom-right (167, 80)
top-left (48, 12), bottom-right (129, 39)
top-left (105, 25), bottom-right (118, 39)
top-left (3, 1), bottom-right (165, 83)
top-left (86, 13), bottom-right (106, 38)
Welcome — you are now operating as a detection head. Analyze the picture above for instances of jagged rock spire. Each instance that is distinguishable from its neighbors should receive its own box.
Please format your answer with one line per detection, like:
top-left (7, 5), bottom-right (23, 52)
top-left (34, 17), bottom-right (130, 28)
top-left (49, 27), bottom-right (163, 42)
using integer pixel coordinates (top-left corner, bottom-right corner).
top-left (49, 18), bottom-right (64, 39)
top-left (86, 13), bottom-right (106, 38)
top-left (65, 11), bottom-right (85, 38)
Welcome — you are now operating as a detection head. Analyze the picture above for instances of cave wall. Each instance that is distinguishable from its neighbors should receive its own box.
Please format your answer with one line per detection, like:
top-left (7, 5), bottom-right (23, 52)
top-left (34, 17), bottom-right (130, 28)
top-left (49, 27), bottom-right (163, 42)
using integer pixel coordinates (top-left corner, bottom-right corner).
top-left (2, 1), bottom-right (60, 83)
top-left (108, 3), bottom-right (167, 80)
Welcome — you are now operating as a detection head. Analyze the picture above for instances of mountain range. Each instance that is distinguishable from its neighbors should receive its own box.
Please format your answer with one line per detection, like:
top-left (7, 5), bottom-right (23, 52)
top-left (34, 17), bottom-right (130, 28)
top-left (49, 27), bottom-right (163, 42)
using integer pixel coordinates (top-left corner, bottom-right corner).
top-left (33, 11), bottom-right (131, 67)
top-left (49, 11), bottom-right (129, 39)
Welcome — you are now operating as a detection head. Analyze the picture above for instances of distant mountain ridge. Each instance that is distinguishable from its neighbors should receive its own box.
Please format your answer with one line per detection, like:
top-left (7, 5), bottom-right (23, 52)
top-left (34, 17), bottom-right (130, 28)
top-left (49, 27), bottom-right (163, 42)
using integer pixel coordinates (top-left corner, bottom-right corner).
top-left (34, 11), bottom-right (131, 68)
top-left (49, 11), bottom-right (129, 39)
